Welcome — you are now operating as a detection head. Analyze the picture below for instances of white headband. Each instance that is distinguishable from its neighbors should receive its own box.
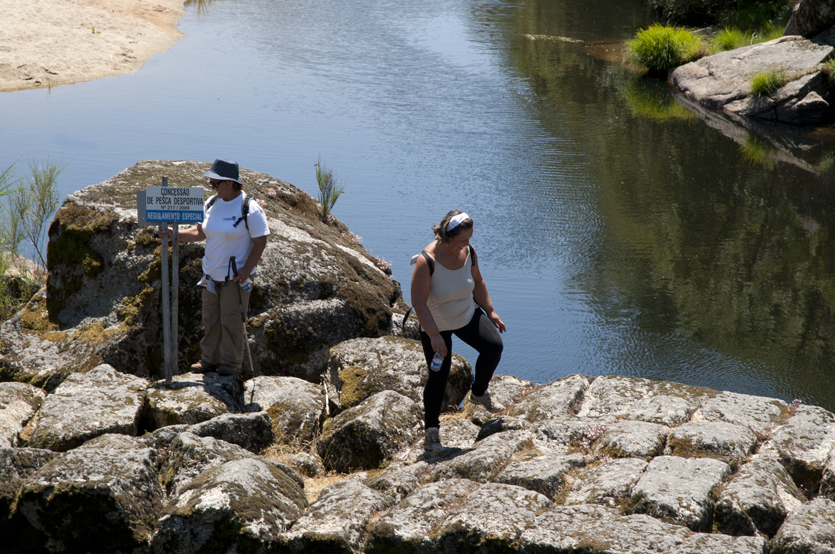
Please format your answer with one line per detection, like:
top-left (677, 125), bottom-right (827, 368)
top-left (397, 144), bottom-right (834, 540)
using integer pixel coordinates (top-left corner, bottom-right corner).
top-left (447, 212), bottom-right (471, 232)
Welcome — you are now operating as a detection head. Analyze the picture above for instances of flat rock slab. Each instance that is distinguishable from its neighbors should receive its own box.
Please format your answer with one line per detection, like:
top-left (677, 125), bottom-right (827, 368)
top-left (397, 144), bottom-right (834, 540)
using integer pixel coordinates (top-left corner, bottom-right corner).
top-left (0, 382), bottom-right (45, 447)
top-left (436, 482), bottom-right (553, 551)
top-left (593, 420), bottom-right (670, 459)
top-left (563, 457), bottom-right (648, 507)
top-left (494, 453), bottom-right (586, 501)
top-left (317, 390), bottom-right (423, 472)
top-left (28, 364), bottom-right (147, 451)
top-left (152, 458), bottom-right (306, 554)
top-left (244, 375), bottom-right (325, 446)
top-left (14, 434), bottom-right (163, 554)
top-left (628, 455), bottom-right (732, 531)
top-left (520, 504), bottom-right (767, 554)
top-left (283, 479), bottom-right (392, 553)
top-left (511, 374), bottom-right (589, 422)
top-left (367, 478), bottom-right (480, 553)
top-left (328, 336), bottom-right (473, 412)
top-left (431, 430), bottom-right (529, 482)
top-left (186, 411), bottom-right (274, 453)
top-left (715, 454), bottom-right (805, 537)
top-left (146, 372), bottom-right (242, 429)
top-left (365, 460), bottom-right (431, 502)
top-left (671, 36), bottom-right (834, 125)
top-left (665, 421), bottom-right (757, 467)
top-left (577, 375), bottom-right (711, 421)
top-left (771, 498), bottom-right (835, 554)
top-left (696, 391), bottom-right (788, 436)
top-left (760, 404), bottom-right (835, 489)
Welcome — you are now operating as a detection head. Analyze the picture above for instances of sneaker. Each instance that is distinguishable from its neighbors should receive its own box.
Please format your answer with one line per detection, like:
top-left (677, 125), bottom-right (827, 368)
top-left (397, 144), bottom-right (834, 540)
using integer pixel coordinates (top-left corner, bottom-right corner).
top-left (467, 391), bottom-right (506, 413)
top-left (190, 361), bottom-right (218, 374)
top-left (424, 426), bottom-right (443, 455)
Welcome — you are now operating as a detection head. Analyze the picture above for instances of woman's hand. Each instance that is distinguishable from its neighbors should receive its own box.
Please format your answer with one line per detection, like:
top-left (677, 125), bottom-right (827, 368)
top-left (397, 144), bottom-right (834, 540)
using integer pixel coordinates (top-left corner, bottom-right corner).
top-left (430, 333), bottom-right (448, 357)
top-left (157, 226), bottom-right (173, 240)
top-left (488, 310), bottom-right (506, 333)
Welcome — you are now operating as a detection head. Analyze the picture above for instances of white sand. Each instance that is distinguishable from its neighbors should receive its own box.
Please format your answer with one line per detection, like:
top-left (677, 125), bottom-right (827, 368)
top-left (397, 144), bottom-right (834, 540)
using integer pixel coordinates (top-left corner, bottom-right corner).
top-left (0, 0), bottom-right (187, 92)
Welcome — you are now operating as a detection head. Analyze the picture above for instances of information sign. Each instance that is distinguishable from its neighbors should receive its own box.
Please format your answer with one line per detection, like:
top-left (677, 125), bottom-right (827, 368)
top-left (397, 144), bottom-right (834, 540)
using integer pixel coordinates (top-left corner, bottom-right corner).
top-left (144, 186), bottom-right (205, 223)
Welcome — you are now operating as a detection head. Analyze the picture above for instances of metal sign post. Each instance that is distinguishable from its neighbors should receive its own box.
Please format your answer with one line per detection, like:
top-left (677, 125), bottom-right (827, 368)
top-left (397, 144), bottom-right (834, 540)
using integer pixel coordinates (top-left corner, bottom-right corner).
top-left (137, 179), bottom-right (204, 384)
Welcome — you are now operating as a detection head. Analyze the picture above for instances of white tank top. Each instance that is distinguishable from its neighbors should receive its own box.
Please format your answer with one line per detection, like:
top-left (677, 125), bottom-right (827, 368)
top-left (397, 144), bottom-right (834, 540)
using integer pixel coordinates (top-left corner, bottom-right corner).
top-left (426, 249), bottom-right (477, 331)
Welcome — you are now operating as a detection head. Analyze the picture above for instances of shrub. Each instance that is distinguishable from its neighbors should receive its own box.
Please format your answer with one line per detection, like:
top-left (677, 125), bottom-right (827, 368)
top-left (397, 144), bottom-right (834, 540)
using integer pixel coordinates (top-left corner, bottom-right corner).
top-left (628, 23), bottom-right (704, 73)
top-left (711, 27), bottom-right (748, 52)
top-left (749, 66), bottom-right (788, 96)
top-left (822, 58), bottom-right (835, 87)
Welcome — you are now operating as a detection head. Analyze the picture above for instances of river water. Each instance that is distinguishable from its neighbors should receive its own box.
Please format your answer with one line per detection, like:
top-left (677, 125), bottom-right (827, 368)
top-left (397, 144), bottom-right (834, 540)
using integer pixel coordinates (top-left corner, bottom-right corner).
top-left (3, 0), bottom-right (835, 409)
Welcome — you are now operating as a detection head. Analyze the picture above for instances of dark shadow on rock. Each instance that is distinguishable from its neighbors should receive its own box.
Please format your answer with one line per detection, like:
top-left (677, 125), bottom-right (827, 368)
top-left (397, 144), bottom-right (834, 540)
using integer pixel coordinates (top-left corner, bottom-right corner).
top-left (673, 90), bottom-right (834, 173)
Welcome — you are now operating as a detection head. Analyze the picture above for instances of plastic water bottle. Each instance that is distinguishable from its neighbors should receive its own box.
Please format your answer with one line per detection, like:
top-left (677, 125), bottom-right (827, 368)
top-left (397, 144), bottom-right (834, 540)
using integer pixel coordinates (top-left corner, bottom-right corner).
top-left (240, 278), bottom-right (253, 292)
top-left (430, 352), bottom-right (443, 372)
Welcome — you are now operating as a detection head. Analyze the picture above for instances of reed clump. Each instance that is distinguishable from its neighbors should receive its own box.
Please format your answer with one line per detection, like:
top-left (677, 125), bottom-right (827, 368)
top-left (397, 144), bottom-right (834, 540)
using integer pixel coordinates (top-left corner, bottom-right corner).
top-left (628, 24), bottom-right (704, 74)
top-left (749, 66), bottom-right (788, 96)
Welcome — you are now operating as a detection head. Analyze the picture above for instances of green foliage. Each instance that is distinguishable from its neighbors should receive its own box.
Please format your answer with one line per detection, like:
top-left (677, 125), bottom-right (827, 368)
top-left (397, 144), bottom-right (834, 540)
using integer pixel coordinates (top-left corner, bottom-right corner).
top-left (314, 155), bottom-right (344, 224)
top-left (648, 0), bottom-right (791, 28)
top-left (711, 27), bottom-right (748, 52)
top-left (822, 58), bottom-right (835, 87)
top-left (749, 66), bottom-right (788, 96)
top-left (628, 23), bottom-right (704, 73)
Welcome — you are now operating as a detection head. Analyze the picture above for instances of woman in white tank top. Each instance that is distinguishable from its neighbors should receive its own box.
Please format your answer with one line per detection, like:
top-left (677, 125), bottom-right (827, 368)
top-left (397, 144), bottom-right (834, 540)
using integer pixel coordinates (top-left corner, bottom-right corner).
top-left (410, 210), bottom-right (507, 455)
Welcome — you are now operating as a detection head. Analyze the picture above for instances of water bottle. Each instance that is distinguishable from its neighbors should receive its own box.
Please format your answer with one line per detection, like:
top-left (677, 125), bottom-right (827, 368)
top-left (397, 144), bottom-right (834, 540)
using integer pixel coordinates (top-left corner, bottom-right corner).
top-left (430, 352), bottom-right (443, 372)
top-left (240, 278), bottom-right (253, 292)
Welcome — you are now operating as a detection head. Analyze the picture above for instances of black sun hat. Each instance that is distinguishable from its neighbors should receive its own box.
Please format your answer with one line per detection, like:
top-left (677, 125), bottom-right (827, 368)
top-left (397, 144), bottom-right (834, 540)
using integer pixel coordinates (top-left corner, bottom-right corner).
top-left (203, 159), bottom-right (243, 186)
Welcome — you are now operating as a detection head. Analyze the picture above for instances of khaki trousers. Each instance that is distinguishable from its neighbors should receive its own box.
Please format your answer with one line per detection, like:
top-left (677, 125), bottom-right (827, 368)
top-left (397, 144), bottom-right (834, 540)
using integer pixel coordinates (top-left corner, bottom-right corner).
top-left (200, 283), bottom-right (251, 373)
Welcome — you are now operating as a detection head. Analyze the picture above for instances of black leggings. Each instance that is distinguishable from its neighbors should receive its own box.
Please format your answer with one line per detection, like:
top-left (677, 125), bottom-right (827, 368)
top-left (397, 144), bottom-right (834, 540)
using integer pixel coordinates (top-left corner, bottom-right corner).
top-left (420, 308), bottom-right (503, 429)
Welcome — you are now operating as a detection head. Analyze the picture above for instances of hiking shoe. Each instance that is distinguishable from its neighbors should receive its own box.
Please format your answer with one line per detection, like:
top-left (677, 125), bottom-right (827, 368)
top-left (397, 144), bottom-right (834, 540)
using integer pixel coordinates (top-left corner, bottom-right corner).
top-left (424, 427), bottom-right (443, 455)
top-left (190, 361), bottom-right (218, 374)
top-left (467, 391), bottom-right (506, 413)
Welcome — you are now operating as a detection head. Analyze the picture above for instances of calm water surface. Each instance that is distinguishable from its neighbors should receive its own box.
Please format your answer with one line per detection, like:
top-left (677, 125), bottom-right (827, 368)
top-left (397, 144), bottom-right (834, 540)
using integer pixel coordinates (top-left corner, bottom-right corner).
top-left (3, 0), bottom-right (835, 409)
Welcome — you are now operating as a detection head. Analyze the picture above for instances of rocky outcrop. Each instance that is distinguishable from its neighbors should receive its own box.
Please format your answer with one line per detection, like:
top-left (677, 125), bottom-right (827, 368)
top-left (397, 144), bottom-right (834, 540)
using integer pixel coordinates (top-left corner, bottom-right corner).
top-left (244, 375), bottom-right (326, 446)
top-left (2, 369), bottom-right (835, 553)
top-left (28, 363), bottom-right (147, 451)
top-left (0, 382), bottom-right (45, 447)
top-left (786, 0), bottom-right (835, 38)
top-left (671, 36), bottom-right (834, 125)
top-left (326, 336), bottom-right (473, 412)
top-left (0, 160), bottom-right (404, 387)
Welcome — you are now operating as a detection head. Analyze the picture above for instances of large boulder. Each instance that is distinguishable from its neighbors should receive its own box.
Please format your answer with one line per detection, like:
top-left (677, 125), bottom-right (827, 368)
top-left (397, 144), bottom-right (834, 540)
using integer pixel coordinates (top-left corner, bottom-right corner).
top-left (151, 457), bottom-right (307, 554)
top-left (0, 447), bottom-right (54, 533)
top-left (145, 371), bottom-right (242, 428)
top-left (0, 160), bottom-right (403, 385)
top-left (0, 382), bottom-right (45, 447)
top-left (243, 375), bottom-right (326, 446)
top-left (327, 336), bottom-right (473, 412)
top-left (785, 0), bottom-right (835, 37)
top-left (771, 497), bottom-right (835, 554)
top-left (671, 36), bottom-right (835, 125)
top-left (12, 434), bottom-right (164, 554)
top-left (316, 390), bottom-right (423, 472)
top-left (28, 363), bottom-right (147, 452)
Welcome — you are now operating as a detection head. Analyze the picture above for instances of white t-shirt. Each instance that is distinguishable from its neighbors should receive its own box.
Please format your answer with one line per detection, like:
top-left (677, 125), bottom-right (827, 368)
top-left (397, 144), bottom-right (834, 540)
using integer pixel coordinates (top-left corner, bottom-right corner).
top-left (201, 193), bottom-right (270, 281)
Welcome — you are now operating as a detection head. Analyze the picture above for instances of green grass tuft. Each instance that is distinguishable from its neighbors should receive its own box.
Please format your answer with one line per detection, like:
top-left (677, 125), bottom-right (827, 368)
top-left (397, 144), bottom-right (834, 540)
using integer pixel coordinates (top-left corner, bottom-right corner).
top-left (749, 67), bottom-right (788, 96)
top-left (628, 23), bottom-right (704, 74)
top-left (711, 27), bottom-right (748, 52)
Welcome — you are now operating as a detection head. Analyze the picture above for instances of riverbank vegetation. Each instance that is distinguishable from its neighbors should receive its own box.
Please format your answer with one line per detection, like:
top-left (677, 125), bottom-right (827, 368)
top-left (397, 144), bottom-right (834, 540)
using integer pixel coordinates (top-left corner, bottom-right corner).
top-left (749, 66), bottom-right (789, 95)
top-left (630, 0), bottom-right (791, 72)
top-left (0, 159), bottom-right (65, 321)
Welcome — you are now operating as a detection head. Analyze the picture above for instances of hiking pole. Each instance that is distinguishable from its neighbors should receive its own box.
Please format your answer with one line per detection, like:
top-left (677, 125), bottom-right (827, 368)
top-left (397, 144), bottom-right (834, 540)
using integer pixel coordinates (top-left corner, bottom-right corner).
top-left (230, 257), bottom-right (258, 382)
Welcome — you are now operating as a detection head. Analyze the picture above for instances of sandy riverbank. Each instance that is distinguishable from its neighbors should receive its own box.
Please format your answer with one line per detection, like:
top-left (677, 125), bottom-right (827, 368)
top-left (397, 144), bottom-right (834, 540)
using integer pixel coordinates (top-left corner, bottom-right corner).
top-left (0, 0), bottom-right (187, 92)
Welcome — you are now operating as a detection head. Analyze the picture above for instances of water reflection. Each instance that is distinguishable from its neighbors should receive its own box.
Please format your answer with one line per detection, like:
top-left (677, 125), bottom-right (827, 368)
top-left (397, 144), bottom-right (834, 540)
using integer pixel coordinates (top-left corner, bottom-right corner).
top-left (511, 0), bottom-right (835, 408)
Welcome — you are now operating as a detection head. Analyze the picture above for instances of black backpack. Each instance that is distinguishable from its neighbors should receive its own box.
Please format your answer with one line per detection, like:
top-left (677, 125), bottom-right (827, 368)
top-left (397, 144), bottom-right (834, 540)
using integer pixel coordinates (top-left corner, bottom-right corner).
top-left (205, 193), bottom-right (254, 229)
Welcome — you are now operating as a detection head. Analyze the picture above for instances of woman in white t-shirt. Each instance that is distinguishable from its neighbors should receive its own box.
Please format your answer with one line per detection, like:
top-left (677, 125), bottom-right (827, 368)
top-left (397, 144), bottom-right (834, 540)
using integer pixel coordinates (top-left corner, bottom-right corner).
top-left (160, 159), bottom-right (270, 378)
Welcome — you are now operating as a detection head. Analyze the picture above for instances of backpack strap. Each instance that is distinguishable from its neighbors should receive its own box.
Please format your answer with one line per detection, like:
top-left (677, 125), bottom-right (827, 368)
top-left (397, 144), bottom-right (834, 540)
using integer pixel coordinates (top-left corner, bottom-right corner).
top-left (469, 245), bottom-right (476, 266)
top-left (421, 251), bottom-right (434, 276)
top-left (233, 193), bottom-right (252, 229)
